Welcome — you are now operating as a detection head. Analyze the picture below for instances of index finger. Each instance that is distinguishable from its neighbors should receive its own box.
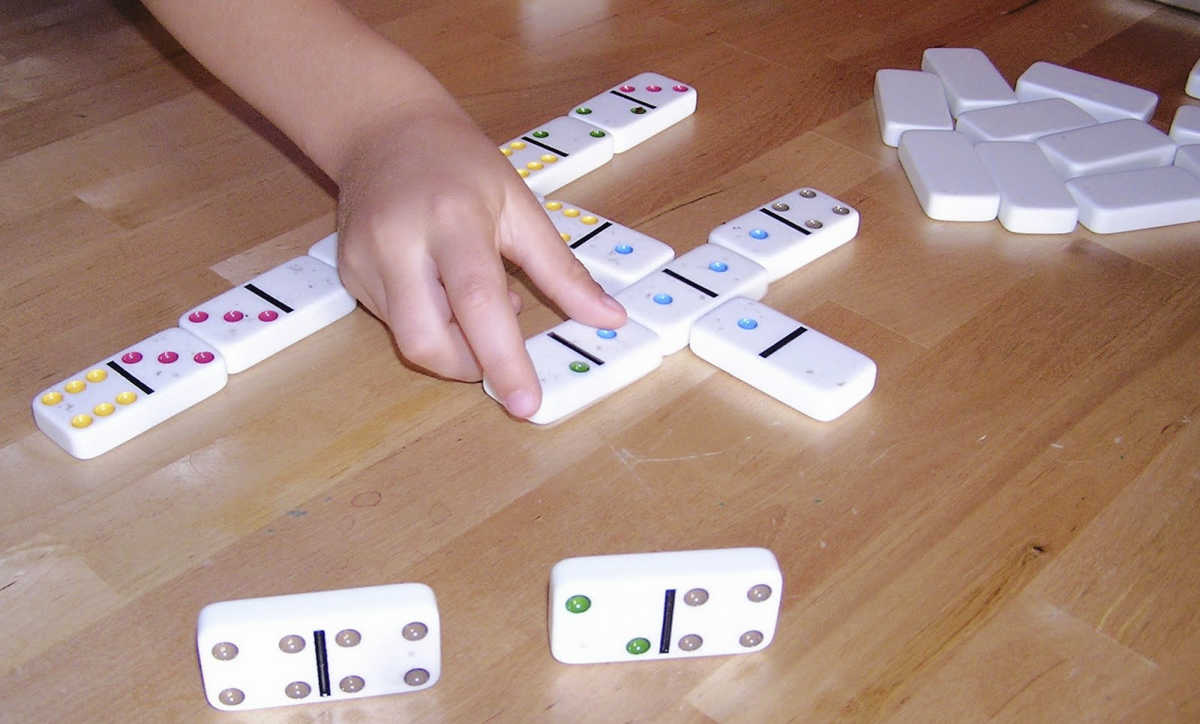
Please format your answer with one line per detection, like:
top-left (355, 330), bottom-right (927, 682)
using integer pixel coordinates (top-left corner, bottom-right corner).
top-left (499, 191), bottom-right (628, 330)
top-left (430, 208), bottom-right (541, 419)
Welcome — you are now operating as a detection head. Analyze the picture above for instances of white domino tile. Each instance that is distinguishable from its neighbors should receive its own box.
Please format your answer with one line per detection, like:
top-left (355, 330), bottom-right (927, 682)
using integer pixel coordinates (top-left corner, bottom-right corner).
top-left (615, 244), bottom-right (769, 355)
top-left (1066, 165), bottom-right (1200, 234)
top-left (921, 47), bottom-right (1017, 117)
top-left (485, 318), bottom-right (663, 424)
top-left (975, 141), bottom-right (1078, 234)
top-left (197, 583), bottom-right (440, 711)
top-left (32, 327), bottom-right (228, 459)
top-left (1016, 61), bottom-right (1158, 123)
top-left (873, 69), bottom-right (954, 146)
top-left (541, 200), bottom-right (675, 294)
top-left (1169, 105), bottom-right (1200, 145)
top-left (897, 130), bottom-right (999, 221)
top-left (1036, 119), bottom-right (1176, 179)
top-left (1175, 144), bottom-right (1200, 178)
top-left (1190, 59), bottom-right (1200, 99)
top-left (180, 256), bottom-right (356, 374)
top-left (707, 187), bottom-right (859, 282)
top-left (689, 297), bottom-right (876, 422)
top-left (500, 116), bottom-right (615, 196)
top-left (568, 72), bottom-right (697, 153)
top-left (549, 548), bottom-right (783, 664)
top-left (954, 98), bottom-right (1097, 144)
top-left (307, 232), bottom-right (338, 268)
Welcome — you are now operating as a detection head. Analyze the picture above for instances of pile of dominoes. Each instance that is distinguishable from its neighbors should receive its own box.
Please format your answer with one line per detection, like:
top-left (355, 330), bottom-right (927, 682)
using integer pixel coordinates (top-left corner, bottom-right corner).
top-left (876, 49), bottom-right (1200, 234)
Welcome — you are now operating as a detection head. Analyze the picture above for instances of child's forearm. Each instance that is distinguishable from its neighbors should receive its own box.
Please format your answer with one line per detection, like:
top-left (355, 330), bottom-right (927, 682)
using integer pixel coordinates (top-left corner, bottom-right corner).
top-left (142, 0), bottom-right (458, 183)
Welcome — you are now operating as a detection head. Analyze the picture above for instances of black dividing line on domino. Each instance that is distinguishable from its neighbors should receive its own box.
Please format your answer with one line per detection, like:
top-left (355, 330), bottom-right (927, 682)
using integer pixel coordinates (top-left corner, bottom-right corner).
top-left (244, 284), bottom-right (294, 313)
top-left (662, 269), bottom-right (718, 298)
top-left (547, 333), bottom-right (605, 366)
top-left (106, 361), bottom-right (155, 395)
top-left (608, 90), bottom-right (658, 109)
top-left (313, 630), bottom-right (331, 696)
top-left (758, 208), bottom-right (812, 236)
top-left (658, 589), bottom-right (676, 654)
top-left (759, 326), bottom-right (808, 358)
top-left (568, 221), bottom-right (613, 249)
top-left (521, 136), bottom-right (571, 157)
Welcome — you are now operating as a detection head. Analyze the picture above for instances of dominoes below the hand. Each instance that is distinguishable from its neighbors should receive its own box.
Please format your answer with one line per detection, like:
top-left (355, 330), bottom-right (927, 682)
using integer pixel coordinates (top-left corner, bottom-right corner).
top-left (180, 255), bottom-right (356, 374)
top-left (197, 583), bottom-right (441, 711)
top-left (615, 244), bottom-right (769, 356)
top-left (484, 318), bottom-right (663, 424)
top-left (549, 547), bottom-right (782, 664)
top-left (707, 187), bottom-right (859, 282)
top-left (500, 116), bottom-right (615, 195)
top-left (308, 232), bottom-right (338, 268)
top-left (689, 297), bottom-right (876, 422)
top-left (541, 199), bottom-right (675, 294)
top-left (569, 72), bottom-right (697, 153)
top-left (32, 327), bottom-right (228, 459)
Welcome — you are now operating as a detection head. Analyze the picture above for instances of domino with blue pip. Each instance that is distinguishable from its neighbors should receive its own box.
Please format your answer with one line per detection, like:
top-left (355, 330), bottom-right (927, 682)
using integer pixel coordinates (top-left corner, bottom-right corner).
top-left (483, 318), bottom-right (663, 424)
top-left (708, 187), bottom-right (860, 282)
top-left (690, 297), bottom-right (876, 421)
top-left (541, 199), bottom-right (675, 294)
top-left (615, 244), bottom-right (769, 355)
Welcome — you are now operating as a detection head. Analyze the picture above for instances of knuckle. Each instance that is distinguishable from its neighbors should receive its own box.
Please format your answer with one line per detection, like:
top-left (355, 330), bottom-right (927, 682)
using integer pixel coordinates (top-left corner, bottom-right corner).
top-left (448, 274), bottom-right (499, 316)
top-left (395, 332), bottom-right (446, 372)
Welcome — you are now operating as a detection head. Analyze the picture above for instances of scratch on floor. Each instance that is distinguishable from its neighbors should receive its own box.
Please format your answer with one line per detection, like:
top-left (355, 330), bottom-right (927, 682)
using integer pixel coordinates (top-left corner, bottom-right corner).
top-left (611, 447), bottom-right (730, 467)
top-left (869, 444), bottom-right (897, 467)
top-left (1096, 582), bottom-right (1134, 632)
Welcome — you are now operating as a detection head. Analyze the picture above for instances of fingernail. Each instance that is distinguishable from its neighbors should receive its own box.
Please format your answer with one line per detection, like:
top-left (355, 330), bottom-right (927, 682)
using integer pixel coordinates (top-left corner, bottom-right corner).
top-left (504, 389), bottom-right (538, 418)
top-left (600, 294), bottom-right (626, 315)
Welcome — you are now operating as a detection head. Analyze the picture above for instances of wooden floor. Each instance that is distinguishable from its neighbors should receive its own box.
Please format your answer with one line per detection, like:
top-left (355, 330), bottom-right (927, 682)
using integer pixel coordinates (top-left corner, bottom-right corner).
top-left (3, 0), bottom-right (1199, 721)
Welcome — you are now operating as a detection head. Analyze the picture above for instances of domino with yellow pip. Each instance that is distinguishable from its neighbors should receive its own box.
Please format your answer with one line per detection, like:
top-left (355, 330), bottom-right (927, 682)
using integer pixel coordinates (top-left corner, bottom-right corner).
top-left (32, 327), bottom-right (228, 459)
top-left (499, 116), bottom-right (614, 195)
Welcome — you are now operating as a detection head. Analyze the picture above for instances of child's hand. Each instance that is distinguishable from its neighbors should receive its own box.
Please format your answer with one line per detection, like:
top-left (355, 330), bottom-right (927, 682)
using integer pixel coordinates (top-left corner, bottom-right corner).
top-left (138, 0), bottom-right (624, 417)
top-left (334, 102), bottom-right (627, 418)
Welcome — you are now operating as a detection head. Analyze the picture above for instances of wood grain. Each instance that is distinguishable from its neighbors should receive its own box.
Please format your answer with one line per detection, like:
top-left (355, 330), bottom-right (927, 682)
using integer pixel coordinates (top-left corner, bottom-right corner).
top-left (2, 0), bottom-right (1199, 721)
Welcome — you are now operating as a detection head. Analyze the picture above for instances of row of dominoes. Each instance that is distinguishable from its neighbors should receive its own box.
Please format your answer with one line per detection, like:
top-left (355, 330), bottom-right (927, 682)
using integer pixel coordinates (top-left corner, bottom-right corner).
top-left (198, 547), bottom-right (783, 711)
top-left (875, 49), bottom-right (1200, 235)
top-left (498, 71), bottom-right (698, 196)
top-left (27, 71), bottom-right (691, 460)
top-left (31, 253), bottom-right (356, 459)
